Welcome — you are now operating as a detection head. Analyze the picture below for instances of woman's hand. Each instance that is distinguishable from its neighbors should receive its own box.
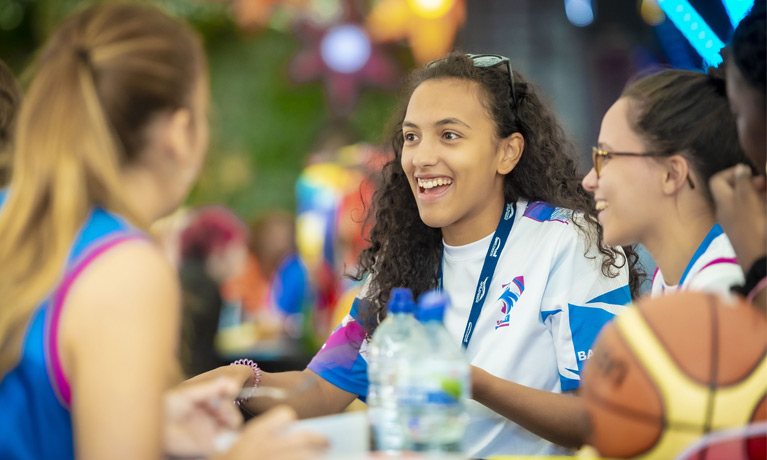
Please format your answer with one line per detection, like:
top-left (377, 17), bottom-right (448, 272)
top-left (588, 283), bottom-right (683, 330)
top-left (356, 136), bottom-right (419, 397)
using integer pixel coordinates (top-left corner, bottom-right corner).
top-left (164, 377), bottom-right (244, 458)
top-left (709, 164), bottom-right (767, 272)
top-left (217, 406), bottom-right (328, 460)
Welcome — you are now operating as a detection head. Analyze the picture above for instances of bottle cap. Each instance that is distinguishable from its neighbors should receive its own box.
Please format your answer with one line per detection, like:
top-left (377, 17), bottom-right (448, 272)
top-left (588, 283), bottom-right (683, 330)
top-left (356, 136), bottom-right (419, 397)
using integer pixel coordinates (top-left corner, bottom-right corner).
top-left (416, 290), bottom-right (449, 322)
top-left (387, 287), bottom-right (415, 314)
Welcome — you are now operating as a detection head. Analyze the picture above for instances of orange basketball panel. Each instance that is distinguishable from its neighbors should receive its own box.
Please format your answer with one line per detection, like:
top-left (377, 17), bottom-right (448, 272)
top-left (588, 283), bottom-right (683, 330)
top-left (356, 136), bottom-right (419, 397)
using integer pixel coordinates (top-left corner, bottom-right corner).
top-left (581, 324), bottom-right (664, 457)
top-left (714, 299), bottom-right (767, 386)
top-left (638, 292), bottom-right (713, 385)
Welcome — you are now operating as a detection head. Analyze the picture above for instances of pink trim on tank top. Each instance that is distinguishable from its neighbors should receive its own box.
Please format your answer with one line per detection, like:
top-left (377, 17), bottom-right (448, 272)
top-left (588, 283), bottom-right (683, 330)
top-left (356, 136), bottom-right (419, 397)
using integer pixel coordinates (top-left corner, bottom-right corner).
top-left (698, 257), bottom-right (739, 272)
top-left (46, 234), bottom-right (144, 407)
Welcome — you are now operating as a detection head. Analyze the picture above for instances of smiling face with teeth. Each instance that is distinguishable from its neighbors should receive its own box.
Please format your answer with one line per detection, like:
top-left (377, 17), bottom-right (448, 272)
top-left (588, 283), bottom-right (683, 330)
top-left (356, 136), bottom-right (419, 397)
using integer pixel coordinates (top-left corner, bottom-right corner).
top-left (581, 98), bottom-right (667, 247)
top-left (400, 78), bottom-right (521, 246)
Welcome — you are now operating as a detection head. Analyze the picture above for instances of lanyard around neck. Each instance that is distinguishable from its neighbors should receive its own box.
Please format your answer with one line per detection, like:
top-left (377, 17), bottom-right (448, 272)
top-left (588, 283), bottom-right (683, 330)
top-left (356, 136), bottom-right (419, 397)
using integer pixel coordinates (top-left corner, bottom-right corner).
top-left (439, 201), bottom-right (517, 349)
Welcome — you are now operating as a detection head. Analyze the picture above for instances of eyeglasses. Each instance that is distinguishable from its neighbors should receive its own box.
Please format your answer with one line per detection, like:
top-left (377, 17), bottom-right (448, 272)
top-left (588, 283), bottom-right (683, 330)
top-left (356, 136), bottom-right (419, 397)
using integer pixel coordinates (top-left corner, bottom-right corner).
top-left (427, 53), bottom-right (518, 109)
top-left (592, 147), bottom-right (695, 189)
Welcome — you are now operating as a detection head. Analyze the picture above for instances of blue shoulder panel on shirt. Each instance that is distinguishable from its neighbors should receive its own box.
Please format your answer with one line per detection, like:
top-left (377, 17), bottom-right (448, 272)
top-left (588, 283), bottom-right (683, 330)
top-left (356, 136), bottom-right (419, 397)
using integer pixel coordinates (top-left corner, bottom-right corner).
top-left (560, 374), bottom-right (581, 392)
top-left (568, 304), bottom-right (616, 375)
top-left (586, 285), bottom-right (631, 306)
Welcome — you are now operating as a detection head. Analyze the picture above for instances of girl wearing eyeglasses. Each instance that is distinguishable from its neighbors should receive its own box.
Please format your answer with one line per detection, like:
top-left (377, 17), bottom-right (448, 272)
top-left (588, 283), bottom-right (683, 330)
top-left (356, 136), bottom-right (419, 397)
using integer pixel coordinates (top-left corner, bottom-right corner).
top-left (209, 52), bottom-right (642, 457)
top-left (581, 69), bottom-right (749, 296)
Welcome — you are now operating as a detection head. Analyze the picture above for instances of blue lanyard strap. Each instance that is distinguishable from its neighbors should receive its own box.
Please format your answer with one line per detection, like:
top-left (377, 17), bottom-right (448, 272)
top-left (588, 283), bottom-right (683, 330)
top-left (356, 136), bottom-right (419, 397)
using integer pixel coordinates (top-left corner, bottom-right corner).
top-left (439, 202), bottom-right (517, 349)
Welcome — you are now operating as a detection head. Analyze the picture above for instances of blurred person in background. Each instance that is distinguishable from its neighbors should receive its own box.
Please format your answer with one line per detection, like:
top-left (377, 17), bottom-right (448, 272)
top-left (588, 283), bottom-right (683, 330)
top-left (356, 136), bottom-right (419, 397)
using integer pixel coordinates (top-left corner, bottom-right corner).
top-left (0, 58), bottom-right (21, 186)
top-left (711, 0), bottom-right (767, 311)
top-left (178, 205), bottom-right (249, 377)
top-left (0, 3), bottom-right (325, 460)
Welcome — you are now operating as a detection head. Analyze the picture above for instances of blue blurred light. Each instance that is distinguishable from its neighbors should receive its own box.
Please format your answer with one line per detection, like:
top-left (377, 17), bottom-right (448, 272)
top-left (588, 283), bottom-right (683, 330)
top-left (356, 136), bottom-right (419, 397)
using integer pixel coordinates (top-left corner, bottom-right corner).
top-left (722, 0), bottom-right (755, 27)
top-left (658, 0), bottom-right (725, 66)
top-left (320, 24), bottom-right (372, 74)
top-left (565, 0), bottom-right (594, 27)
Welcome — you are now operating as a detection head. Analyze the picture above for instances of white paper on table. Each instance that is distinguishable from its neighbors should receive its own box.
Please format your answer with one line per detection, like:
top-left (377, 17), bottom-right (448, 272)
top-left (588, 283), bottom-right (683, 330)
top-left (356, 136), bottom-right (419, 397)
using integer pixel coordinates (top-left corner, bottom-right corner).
top-left (286, 411), bottom-right (369, 459)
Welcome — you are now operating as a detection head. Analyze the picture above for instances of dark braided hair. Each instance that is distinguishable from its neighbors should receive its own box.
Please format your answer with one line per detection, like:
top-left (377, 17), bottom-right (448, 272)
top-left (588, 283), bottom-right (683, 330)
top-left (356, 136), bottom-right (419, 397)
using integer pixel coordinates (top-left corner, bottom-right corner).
top-left (352, 53), bottom-right (644, 334)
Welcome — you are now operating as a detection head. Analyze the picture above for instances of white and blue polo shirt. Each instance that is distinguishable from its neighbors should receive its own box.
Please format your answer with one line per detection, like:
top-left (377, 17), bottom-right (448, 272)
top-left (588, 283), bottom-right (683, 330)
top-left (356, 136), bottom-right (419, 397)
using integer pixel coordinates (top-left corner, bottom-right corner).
top-left (307, 200), bottom-right (630, 458)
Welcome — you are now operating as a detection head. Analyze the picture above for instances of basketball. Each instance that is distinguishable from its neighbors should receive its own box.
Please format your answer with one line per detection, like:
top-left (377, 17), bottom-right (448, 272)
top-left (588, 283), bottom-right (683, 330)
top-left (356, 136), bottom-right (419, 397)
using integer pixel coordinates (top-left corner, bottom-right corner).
top-left (580, 292), bottom-right (767, 459)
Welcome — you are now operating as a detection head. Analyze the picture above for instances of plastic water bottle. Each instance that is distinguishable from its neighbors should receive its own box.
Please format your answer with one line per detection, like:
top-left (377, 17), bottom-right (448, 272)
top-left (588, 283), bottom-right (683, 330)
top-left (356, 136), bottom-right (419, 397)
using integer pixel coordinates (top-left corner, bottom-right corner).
top-left (367, 287), bottom-right (424, 452)
top-left (406, 290), bottom-right (470, 453)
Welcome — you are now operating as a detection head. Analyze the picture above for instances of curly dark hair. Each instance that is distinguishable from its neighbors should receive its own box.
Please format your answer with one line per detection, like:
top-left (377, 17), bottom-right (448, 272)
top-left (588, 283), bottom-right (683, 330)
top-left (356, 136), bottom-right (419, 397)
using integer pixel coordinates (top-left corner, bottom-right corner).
top-left (350, 53), bottom-right (644, 334)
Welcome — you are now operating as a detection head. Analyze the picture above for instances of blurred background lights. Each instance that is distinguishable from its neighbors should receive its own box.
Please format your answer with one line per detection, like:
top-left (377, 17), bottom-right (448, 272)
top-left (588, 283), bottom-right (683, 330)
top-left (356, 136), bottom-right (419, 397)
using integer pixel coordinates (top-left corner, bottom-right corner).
top-left (565, 0), bottom-right (594, 27)
top-left (406, 0), bottom-right (455, 19)
top-left (658, 0), bottom-right (724, 66)
top-left (721, 0), bottom-right (755, 26)
top-left (641, 0), bottom-right (666, 26)
top-left (320, 24), bottom-right (372, 74)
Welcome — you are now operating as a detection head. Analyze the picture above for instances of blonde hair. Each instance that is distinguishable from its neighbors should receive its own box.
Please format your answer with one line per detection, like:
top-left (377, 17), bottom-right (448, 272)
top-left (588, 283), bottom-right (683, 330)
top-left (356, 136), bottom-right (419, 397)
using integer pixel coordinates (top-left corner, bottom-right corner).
top-left (0, 3), bottom-right (204, 375)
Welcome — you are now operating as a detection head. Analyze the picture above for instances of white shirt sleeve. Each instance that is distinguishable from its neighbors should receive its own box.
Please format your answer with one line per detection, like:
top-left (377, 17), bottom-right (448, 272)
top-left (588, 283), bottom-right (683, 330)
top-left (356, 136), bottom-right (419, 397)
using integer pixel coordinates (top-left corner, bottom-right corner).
top-left (539, 220), bottom-right (631, 391)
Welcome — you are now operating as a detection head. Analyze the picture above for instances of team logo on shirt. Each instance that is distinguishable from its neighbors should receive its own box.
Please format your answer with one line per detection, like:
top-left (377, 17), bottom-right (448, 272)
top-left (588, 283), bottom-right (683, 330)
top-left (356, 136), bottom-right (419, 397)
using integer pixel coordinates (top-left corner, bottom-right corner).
top-left (495, 276), bottom-right (525, 329)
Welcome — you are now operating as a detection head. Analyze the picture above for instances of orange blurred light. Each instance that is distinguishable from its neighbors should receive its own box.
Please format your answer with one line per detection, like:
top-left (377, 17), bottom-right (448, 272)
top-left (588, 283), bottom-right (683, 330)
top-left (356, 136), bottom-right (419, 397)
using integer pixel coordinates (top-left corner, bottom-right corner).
top-left (366, 0), bottom-right (466, 64)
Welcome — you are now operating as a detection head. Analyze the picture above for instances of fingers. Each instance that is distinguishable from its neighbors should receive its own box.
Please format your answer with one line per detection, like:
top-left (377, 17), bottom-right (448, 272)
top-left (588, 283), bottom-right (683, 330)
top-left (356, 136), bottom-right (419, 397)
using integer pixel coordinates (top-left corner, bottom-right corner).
top-left (710, 164), bottom-right (766, 207)
top-left (167, 377), bottom-right (244, 429)
top-left (182, 377), bottom-right (241, 403)
top-left (220, 406), bottom-right (329, 460)
top-left (241, 405), bottom-right (297, 435)
top-left (710, 165), bottom-right (738, 203)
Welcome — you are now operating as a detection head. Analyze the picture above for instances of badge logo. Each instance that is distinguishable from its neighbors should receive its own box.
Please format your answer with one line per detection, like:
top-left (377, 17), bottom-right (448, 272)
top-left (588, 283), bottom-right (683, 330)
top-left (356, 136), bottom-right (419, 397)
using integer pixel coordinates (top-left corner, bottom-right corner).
top-left (495, 276), bottom-right (525, 329)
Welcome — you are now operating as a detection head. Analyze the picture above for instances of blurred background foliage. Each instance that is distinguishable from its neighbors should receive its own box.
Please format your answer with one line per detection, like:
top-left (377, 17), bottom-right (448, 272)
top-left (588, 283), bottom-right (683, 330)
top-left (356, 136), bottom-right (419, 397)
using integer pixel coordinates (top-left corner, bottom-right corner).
top-left (0, 0), bottom-right (401, 218)
top-left (0, 0), bottom-right (742, 221)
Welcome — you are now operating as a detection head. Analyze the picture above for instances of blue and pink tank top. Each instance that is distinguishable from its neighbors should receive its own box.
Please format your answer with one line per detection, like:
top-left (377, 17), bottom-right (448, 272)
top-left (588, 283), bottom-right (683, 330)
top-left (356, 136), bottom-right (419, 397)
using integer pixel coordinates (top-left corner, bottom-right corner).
top-left (0, 190), bottom-right (144, 459)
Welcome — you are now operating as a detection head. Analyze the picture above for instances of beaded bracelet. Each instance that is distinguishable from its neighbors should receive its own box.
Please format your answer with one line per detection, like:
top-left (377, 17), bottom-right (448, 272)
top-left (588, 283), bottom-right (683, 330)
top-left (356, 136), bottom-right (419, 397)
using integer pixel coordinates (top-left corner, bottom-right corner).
top-left (230, 359), bottom-right (262, 405)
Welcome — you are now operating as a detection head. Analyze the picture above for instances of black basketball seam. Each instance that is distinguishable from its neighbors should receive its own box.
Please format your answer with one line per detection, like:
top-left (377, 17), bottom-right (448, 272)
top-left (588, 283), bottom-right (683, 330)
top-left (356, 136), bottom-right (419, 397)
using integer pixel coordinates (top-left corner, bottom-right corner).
top-left (716, 322), bottom-right (767, 389)
top-left (645, 294), bottom-right (767, 388)
top-left (583, 387), bottom-right (708, 433)
top-left (704, 293), bottom-right (718, 435)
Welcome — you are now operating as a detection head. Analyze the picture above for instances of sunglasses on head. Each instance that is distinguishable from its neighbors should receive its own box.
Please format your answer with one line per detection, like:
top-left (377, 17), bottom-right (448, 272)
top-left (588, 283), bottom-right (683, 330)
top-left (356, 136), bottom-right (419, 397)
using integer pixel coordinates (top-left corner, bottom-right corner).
top-left (427, 53), bottom-right (518, 109)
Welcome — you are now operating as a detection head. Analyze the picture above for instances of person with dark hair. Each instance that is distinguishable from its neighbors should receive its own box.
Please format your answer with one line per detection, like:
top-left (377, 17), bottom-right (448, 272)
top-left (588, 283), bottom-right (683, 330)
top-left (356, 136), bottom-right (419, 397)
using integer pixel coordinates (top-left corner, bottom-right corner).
top-left (178, 206), bottom-right (249, 377)
top-left (0, 59), bottom-right (21, 185)
top-left (582, 69), bottom-right (748, 296)
top-left (209, 53), bottom-right (642, 457)
top-left (710, 0), bottom-right (767, 311)
top-left (0, 4), bottom-right (325, 460)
